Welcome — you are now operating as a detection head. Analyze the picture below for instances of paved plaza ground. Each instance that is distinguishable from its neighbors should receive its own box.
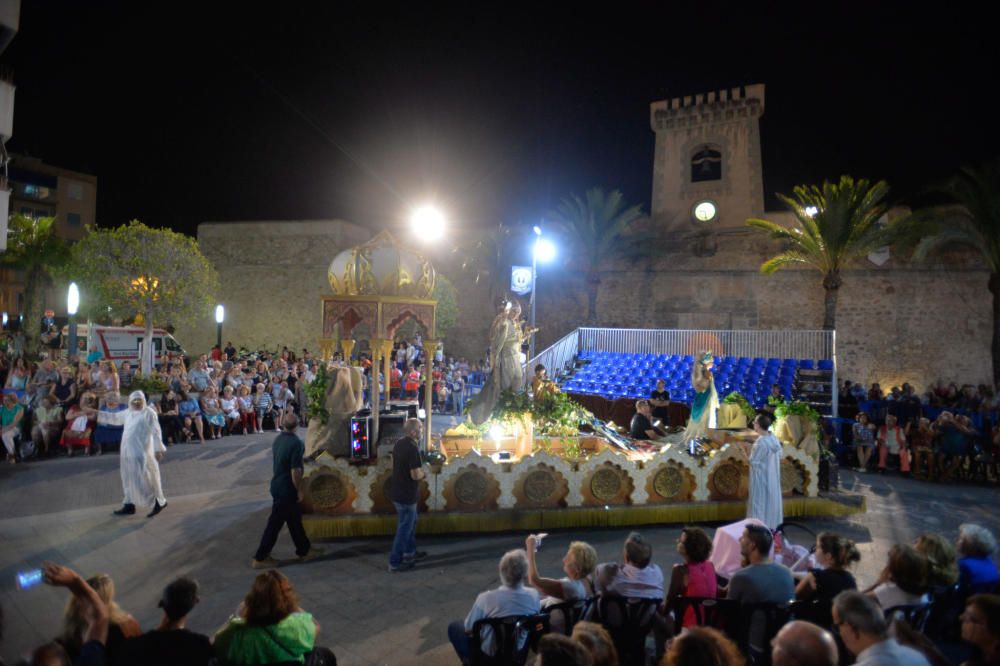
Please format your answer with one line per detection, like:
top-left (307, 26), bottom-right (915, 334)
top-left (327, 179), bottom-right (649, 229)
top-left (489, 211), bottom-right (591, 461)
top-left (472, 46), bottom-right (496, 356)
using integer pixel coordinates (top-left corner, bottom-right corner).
top-left (1, 421), bottom-right (998, 665)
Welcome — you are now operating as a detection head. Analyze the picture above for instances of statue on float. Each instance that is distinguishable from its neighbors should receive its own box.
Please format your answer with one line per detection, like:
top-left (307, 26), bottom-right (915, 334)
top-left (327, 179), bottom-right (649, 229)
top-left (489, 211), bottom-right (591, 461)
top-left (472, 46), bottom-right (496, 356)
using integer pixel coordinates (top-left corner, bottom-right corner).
top-left (305, 360), bottom-right (365, 459)
top-left (469, 299), bottom-right (535, 424)
top-left (680, 350), bottom-right (719, 442)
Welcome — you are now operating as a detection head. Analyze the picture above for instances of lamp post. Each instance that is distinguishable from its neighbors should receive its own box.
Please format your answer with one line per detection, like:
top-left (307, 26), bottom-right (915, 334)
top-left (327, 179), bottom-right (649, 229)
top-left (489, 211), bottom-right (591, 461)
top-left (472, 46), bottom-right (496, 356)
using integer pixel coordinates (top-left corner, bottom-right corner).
top-left (215, 304), bottom-right (225, 349)
top-left (529, 226), bottom-right (556, 360)
top-left (67, 282), bottom-right (79, 361)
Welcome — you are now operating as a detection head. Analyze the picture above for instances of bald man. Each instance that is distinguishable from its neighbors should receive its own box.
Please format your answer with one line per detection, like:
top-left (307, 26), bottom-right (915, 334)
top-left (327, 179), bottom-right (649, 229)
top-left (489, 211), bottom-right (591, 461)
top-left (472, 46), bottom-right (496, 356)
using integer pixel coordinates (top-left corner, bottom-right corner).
top-left (772, 620), bottom-right (838, 666)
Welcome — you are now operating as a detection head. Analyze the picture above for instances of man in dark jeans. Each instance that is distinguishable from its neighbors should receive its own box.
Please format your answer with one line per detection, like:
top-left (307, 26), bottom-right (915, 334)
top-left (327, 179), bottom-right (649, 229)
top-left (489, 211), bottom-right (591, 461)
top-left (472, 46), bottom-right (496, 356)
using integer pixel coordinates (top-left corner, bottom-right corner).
top-left (389, 418), bottom-right (427, 572)
top-left (251, 412), bottom-right (324, 568)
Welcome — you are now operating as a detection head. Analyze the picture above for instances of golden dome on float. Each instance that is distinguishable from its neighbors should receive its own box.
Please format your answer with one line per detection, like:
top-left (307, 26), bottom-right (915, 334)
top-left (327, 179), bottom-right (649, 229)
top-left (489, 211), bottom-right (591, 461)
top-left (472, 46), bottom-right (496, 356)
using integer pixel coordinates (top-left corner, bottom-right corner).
top-left (328, 230), bottom-right (436, 299)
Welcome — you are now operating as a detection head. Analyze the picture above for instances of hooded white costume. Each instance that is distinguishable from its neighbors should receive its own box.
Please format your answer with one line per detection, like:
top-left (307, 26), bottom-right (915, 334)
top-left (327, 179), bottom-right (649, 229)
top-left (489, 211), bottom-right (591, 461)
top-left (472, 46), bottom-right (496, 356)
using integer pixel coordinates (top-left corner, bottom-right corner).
top-left (747, 431), bottom-right (783, 530)
top-left (119, 390), bottom-right (167, 509)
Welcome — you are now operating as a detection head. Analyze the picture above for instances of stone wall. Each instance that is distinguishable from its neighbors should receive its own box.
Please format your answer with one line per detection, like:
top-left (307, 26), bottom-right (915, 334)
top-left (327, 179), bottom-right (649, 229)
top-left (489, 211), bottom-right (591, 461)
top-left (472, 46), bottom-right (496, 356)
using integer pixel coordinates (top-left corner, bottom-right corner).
top-left (174, 220), bottom-right (371, 357)
top-left (178, 220), bottom-right (992, 394)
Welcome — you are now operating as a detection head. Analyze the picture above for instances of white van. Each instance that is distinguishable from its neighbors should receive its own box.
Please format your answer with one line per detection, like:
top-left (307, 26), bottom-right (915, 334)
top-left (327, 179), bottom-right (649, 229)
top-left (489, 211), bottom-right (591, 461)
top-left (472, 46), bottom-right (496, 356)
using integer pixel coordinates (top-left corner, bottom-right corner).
top-left (62, 324), bottom-right (186, 368)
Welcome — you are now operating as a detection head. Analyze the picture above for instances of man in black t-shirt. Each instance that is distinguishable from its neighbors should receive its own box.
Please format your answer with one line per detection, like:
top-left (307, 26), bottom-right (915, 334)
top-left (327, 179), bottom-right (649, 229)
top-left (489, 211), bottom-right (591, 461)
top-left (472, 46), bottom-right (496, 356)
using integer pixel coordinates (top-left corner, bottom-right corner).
top-left (650, 379), bottom-right (671, 423)
top-left (630, 400), bottom-right (664, 440)
top-left (389, 418), bottom-right (427, 572)
top-left (251, 413), bottom-right (323, 568)
top-left (117, 577), bottom-right (213, 666)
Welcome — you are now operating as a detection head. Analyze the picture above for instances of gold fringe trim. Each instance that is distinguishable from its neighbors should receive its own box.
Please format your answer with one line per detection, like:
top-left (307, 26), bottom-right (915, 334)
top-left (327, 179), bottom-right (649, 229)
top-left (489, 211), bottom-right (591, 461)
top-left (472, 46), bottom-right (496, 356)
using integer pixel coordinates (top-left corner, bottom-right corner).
top-left (303, 496), bottom-right (866, 540)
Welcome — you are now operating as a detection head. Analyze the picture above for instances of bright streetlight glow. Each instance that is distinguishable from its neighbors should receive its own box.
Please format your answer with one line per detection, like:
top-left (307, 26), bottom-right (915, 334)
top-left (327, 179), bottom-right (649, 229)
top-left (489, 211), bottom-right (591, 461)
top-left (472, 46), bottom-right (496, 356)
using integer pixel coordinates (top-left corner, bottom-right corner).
top-left (534, 238), bottom-right (556, 263)
top-left (411, 205), bottom-right (445, 240)
top-left (67, 282), bottom-right (80, 316)
top-left (215, 304), bottom-right (225, 324)
top-left (805, 206), bottom-right (819, 217)
top-left (533, 225), bottom-right (542, 236)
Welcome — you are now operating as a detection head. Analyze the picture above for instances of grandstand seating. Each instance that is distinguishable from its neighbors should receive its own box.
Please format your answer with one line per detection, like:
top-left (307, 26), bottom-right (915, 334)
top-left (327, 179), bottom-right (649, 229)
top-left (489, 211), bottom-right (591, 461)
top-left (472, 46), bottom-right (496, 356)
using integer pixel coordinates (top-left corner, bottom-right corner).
top-left (559, 351), bottom-right (829, 409)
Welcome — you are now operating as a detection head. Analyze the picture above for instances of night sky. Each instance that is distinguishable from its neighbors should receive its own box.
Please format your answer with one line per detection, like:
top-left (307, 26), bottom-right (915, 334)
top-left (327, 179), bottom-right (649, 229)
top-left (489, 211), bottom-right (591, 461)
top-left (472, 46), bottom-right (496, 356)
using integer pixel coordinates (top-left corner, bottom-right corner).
top-left (5, 2), bottom-right (998, 238)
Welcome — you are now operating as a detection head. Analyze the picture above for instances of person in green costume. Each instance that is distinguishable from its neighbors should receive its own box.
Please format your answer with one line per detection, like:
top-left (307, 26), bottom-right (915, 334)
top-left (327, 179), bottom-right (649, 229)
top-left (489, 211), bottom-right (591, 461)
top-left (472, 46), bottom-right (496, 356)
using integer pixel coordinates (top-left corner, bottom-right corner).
top-left (681, 351), bottom-right (718, 443)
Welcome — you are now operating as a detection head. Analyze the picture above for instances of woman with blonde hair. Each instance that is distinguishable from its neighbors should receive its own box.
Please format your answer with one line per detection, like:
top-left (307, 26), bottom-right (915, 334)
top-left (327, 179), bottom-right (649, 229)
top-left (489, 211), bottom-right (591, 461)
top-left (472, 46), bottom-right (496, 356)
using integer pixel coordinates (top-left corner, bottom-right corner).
top-left (60, 572), bottom-right (141, 662)
top-left (915, 533), bottom-right (959, 588)
top-left (213, 570), bottom-right (318, 666)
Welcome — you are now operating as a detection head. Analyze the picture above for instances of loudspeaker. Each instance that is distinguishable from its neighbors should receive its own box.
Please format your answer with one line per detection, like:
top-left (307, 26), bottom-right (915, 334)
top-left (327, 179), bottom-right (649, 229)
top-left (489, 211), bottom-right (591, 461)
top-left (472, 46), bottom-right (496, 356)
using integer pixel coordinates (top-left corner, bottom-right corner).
top-left (349, 416), bottom-right (370, 460)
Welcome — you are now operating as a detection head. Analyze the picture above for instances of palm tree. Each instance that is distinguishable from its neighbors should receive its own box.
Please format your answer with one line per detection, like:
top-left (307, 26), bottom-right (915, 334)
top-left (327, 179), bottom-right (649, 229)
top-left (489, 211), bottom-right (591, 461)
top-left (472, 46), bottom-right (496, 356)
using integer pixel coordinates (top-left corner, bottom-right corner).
top-left (911, 158), bottom-right (1000, 383)
top-left (1, 215), bottom-right (70, 357)
top-left (547, 188), bottom-right (646, 323)
top-left (747, 175), bottom-right (901, 330)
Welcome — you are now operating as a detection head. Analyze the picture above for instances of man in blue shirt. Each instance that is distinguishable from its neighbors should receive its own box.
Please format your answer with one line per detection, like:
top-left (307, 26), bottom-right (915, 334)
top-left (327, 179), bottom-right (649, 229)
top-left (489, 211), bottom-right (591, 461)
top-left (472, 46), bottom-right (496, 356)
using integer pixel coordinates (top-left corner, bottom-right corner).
top-left (251, 412), bottom-right (323, 568)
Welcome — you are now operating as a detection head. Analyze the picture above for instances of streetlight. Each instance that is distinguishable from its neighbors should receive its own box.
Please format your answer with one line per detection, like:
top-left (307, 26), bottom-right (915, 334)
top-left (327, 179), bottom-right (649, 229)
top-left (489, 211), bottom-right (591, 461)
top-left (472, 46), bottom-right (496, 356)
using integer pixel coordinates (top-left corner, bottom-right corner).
top-left (215, 304), bottom-right (225, 349)
top-left (529, 226), bottom-right (556, 360)
top-left (410, 205), bottom-right (445, 241)
top-left (67, 282), bottom-right (80, 361)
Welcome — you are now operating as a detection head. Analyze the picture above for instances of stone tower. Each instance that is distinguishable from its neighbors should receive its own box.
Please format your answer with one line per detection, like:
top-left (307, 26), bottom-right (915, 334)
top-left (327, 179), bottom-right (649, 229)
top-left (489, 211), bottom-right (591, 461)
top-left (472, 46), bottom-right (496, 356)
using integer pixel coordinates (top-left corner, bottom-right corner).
top-left (649, 84), bottom-right (765, 253)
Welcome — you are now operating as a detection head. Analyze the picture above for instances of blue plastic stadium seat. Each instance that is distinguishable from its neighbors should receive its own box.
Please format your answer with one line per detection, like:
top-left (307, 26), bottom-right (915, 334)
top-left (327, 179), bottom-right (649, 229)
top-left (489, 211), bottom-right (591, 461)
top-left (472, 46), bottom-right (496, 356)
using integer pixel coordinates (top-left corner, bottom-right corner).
top-left (817, 359), bottom-right (834, 371)
top-left (799, 359), bottom-right (814, 370)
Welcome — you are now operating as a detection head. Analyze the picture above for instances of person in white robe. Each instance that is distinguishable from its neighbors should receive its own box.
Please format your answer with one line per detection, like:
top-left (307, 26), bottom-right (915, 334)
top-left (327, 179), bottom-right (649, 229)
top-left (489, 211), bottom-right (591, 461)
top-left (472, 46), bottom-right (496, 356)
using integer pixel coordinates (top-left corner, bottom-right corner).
top-left (746, 412), bottom-right (784, 530)
top-left (113, 390), bottom-right (167, 517)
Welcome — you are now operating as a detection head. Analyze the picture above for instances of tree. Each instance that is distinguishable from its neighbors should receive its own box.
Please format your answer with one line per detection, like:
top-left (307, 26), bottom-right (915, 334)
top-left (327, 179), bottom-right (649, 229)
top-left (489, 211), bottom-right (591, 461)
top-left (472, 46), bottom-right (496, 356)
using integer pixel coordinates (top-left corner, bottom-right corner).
top-left (747, 175), bottom-right (901, 330)
top-left (911, 158), bottom-right (1000, 383)
top-left (547, 188), bottom-right (646, 323)
top-left (433, 274), bottom-right (460, 341)
top-left (62, 220), bottom-right (219, 373)
top-left (0, 215), bottom-right (69, 357)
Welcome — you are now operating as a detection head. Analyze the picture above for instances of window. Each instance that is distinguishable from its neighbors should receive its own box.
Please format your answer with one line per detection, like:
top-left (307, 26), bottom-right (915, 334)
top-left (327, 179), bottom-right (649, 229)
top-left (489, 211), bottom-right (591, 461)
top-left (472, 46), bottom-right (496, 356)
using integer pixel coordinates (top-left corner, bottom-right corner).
top-left (691, 145), bottom-right (722, 182)
top-left (166, 337), bottom-right (182, 352)
top-left (67, 213), bottom-right (82, 227)
top-left (67, 181), bottom-right (84, 201)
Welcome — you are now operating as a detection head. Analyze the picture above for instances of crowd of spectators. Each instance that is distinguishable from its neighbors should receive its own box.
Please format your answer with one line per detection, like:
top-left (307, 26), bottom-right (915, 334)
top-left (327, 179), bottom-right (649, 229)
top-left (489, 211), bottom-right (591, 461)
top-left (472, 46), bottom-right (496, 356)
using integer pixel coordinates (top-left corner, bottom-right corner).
top-left (838, 379), bottom-right (1000, 483)
top-left (444, 523), bottom-right (999, 665)
top-left (0, 336), bottom-right (489, 465)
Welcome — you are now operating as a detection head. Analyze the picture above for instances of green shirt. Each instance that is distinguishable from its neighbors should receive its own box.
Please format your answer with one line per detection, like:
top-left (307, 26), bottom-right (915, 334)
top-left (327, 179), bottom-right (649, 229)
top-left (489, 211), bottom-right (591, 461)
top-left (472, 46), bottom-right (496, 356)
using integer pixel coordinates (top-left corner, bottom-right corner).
top-left (213, 612), bottom-right (316, 666)
top-left (269, 431), bottom-right (305, 501)
top-left (1, 403), bottom-right (23, 427)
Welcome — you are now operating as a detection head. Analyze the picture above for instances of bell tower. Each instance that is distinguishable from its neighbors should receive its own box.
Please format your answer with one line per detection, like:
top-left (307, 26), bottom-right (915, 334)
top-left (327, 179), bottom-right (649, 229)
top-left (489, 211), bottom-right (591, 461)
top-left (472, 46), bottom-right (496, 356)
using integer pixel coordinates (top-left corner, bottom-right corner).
top-left (649, 84), bottom-right (766, 248)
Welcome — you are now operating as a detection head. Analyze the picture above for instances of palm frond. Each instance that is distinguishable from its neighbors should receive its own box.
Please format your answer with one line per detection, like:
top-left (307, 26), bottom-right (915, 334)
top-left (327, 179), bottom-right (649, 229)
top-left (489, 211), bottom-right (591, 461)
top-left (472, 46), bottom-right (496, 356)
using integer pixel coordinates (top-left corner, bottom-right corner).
top-left (760, 251), bottom-right (811, 274)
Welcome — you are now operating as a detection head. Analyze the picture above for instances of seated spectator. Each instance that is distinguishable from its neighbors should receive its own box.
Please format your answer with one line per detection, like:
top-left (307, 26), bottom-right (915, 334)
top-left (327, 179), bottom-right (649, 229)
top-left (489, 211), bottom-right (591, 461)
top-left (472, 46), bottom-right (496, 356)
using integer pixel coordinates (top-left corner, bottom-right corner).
top-left (868, 383), bottom-right (884, 401)
top-left (93, 392), bottom-right (127, 455)
top-left (725, 523), bottom-right (795, 653)
top-left (908, 418), bottom-right (935, 479)
top-left (935, 411), bottom-right (972, 480)
top-left (60, 392), bottom-right (97, 456)
top-left (535, 633), bottom-right (593, 666)
top-left (60, 572), bottom-right (141, 664)
top-left (864, 544), bottom-right (929, 609)
top-left (666, 527), bottom-right (717, 629)
top-left (213, 571), bottom-right (319, 666)
top-left (31, 394), bottom-right (64, 458)
top-left (272, 380), bottom-right (294, 416)
top-left (178, 390), bottom-right (206, 444)
top-left (200, 386), bottom-right (225, 440)
top-left (961, 594), bottom-right (1000, 666)
top-left (116, 577), bottom-right (213, 666)
top-left (853, 412), bottom-right (876, 472)
top-left (772, 620), bottom-right (838, 666)
top-left (237, 385), bottom-right (258, 434)
top-left (525, 535), bottom-right (596, 609)
top-left (957, 524), bottom-right (1000, 592)
top-left (571, 621), bottom-right (618, 666)
top-left (914, 533), bottom-right (959, 588)
top-left (877, 414), bottom-right (910, 476)
top-left (795, 532), bottom-right (860, 626)
top-left (220, 386), bottom-right (242, 434)
top-left (1, 392), bottom-right (24, 464)
top-left (254, 383), bottom-right (275, 431)
top-left (50, 365), bottom-right (78, 409)
top-left (661, 626), bottom-right (744, 666)
top-left (595, 532), bottom-right (664, 599)
top-left (629, 400), bottom-right (663, 441)
top-left (156, 389), bottom-right (183, 445)
top-left (447, 549), bottom-right (540, 664)
top-left (187, 360), bottom-right (211, 393)
top-left (832, 590), bottom-right (931, 665)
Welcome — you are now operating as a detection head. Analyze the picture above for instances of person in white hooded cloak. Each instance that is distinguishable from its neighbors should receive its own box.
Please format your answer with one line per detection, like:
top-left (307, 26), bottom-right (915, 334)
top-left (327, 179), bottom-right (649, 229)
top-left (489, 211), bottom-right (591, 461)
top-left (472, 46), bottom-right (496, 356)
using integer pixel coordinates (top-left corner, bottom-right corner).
top-left (113, 390), bottom-right (168, 517)
top-left (746, 412), bottom-right (784, 530)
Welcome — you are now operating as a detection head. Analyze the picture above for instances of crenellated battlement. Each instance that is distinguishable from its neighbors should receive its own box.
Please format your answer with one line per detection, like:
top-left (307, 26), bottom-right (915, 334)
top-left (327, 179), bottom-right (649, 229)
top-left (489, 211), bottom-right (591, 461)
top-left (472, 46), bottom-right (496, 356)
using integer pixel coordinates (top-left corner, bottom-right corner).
top-left (650, 83), bottom-right (765, 130)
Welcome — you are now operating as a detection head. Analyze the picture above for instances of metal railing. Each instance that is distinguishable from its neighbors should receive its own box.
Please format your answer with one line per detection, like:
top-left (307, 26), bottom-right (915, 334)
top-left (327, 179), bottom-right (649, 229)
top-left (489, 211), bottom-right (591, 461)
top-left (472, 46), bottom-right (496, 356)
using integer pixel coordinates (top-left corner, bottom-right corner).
top-left (578, 327), bottom-right (834, 361)
top-left (523, 328), bottom-right (580, 389)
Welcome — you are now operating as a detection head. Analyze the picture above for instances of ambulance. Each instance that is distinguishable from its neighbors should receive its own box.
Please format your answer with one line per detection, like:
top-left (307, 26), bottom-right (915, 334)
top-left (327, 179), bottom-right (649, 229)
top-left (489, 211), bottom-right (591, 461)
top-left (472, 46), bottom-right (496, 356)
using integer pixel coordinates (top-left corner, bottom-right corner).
top-left (62, 325), bottom-right (186, 368)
